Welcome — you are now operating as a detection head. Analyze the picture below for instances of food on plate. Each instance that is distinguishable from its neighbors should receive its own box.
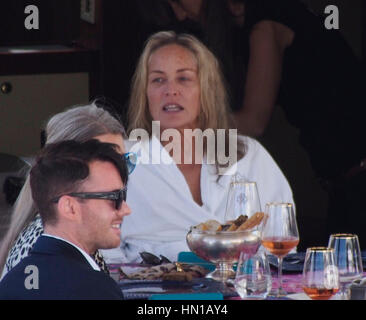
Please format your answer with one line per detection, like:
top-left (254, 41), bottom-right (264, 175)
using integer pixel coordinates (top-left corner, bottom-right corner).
top-left (237, 212), bottom-right (265, 231)
top-left (225, 214), bottom-right (248, 231)
top-left (192, 212), bottom-right (264, 233)
top-left (120, 262), bottom-right (209, 281)
top-left (195, 219), bottom-right (222, 232)
top-left (162, 271), bottom-right (193, 281)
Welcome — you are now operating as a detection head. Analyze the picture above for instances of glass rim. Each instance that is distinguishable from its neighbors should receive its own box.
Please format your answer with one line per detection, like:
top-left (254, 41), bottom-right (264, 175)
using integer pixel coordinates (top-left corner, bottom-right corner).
top-left (306, 246), bottom-right (334, 252)
top-left (265, 202), bottom-right (293, 207)
top-left (188, 226), bottom-right (257, 235)
top-left (329, 233), bottom-right (359, 239)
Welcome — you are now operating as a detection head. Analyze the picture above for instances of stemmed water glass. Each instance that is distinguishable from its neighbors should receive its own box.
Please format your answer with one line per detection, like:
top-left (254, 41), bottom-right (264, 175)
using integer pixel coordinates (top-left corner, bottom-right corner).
top-left (208, 177), bottom-right (262, 283)
top-left (328, 234), bottom-right (364, 300)
top-left (302, 247), bottom-right (340, 300)
top-left (261, 202), bottom-right (299, 297)
top-left (224, 177), bottom-right (262, 223)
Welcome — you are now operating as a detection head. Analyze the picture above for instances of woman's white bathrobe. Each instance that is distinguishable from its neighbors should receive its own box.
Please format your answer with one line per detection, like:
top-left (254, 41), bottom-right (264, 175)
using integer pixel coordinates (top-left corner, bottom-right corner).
top-left (101, 135), bottom-right (294, 263)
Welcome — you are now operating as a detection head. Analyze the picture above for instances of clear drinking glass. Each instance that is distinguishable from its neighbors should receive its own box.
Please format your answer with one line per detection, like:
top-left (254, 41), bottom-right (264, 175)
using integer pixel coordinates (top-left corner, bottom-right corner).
top-left (328, 234), bottom-right (364, 300)
top-left (302, 247), bottom-right (340, 300)
top-left (261, 202), bottom-right (299, 297)
top-left (234, 251), bottom-right (272, 299)
top-left (224, 176), bottom-right (262, 222)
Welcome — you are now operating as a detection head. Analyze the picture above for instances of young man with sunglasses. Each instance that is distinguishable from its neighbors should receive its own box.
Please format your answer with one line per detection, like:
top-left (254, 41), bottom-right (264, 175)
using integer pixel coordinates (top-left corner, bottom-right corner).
top-left (0, 140), bottom-right (131, 299)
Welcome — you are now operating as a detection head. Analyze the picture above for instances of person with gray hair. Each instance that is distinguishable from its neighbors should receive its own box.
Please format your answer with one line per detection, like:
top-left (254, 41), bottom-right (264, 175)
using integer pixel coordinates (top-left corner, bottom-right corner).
top-left (0, 100), bottom-right (133, 278)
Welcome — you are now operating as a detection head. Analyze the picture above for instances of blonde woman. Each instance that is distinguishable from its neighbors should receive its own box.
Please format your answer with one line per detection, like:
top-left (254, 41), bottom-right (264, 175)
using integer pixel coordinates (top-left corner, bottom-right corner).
top-left (111, 31), bottom-right (294, 263)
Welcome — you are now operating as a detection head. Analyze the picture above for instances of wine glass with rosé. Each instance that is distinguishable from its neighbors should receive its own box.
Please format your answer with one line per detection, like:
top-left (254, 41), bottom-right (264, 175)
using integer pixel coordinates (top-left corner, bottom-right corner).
top-left (261, 202), bottom-right (299, 297)
top-left (302, 247), bottom-right (340, 300)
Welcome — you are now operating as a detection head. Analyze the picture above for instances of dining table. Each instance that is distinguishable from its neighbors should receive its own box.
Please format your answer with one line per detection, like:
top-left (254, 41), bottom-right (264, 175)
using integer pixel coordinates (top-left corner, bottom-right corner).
top-left (107, 251), bottom-right (366, 301)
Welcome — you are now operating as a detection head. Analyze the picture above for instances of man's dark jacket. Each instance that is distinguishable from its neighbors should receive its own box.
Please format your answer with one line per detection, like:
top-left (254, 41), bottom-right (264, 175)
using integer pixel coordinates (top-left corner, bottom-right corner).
top-left (0, 236), bottom-right (123, 300)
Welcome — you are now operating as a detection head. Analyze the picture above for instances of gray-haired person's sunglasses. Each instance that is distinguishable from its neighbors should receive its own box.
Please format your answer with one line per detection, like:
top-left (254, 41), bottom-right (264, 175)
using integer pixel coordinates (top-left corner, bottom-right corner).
top-left (123, 152), bottom-right (137, 175)
top-left (51, 187), bottom-right (127, 210)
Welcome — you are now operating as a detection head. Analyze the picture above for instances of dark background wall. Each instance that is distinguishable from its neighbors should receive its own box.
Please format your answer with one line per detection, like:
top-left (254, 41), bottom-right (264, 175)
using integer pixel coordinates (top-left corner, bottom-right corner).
top-left (99, 0), bottom-right (365, 251)
top-left (258, 0), bottom-right (365, 250)
top-left (0, 0), bottom-right (80, 45)
top-left (1, 0), bottom-right (365, 249)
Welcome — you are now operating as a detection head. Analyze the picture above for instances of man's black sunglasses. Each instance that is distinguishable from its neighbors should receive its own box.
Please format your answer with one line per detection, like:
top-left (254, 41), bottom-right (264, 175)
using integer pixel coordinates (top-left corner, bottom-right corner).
top-left (51, 188), bottom-right (127, 210)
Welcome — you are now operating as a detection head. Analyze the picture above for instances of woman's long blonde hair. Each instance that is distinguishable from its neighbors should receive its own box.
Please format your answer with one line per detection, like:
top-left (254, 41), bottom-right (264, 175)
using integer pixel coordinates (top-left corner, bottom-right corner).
top-left (0, 101), bottom-right (126, 274)
top-left (127, 31), bottom-right (245, 169)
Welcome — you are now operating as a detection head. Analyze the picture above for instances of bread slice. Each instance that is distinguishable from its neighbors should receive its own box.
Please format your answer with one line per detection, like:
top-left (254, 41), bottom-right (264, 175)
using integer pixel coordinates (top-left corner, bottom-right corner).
top-left (225, 214), bottom-right (248, 231)
top-left (237, 212), bottom-right (265, 231)
top-left (196, 219), bottom-right (222, 232)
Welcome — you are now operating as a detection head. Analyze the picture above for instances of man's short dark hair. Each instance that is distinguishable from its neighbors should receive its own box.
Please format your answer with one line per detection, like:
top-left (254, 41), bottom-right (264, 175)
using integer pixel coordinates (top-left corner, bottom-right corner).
top-left (30, 139), bottom-right (128, 225)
